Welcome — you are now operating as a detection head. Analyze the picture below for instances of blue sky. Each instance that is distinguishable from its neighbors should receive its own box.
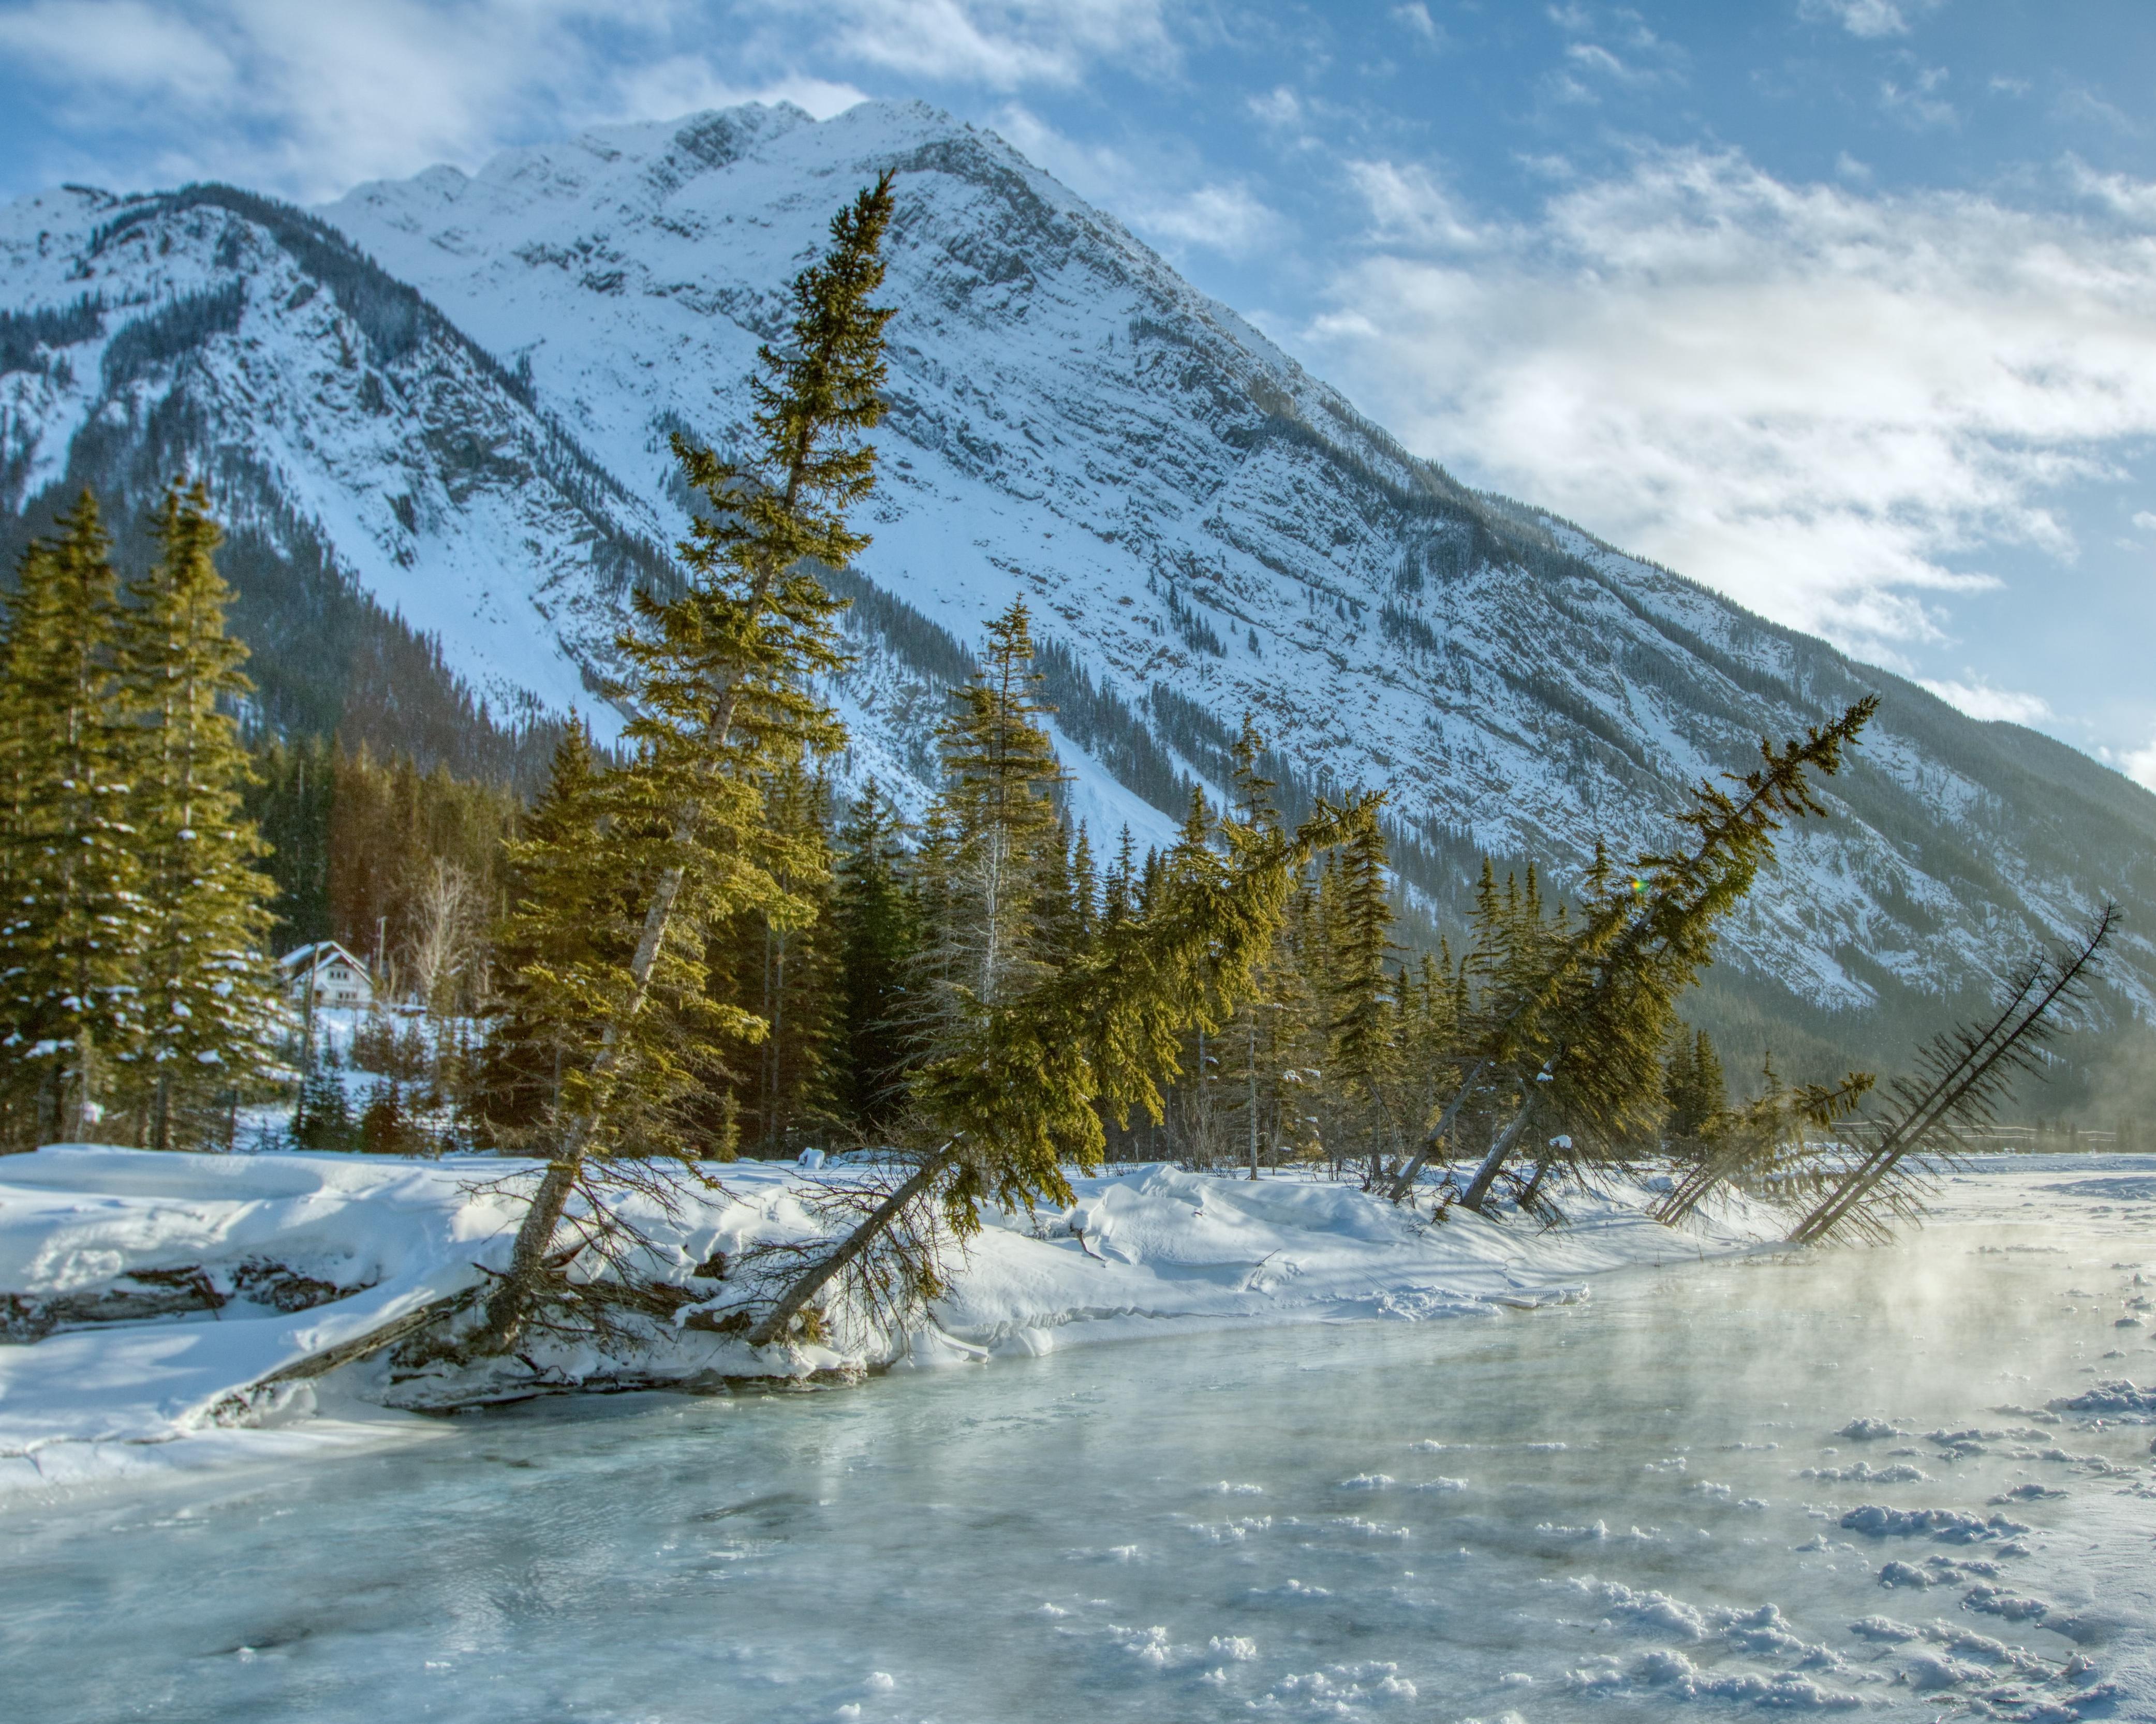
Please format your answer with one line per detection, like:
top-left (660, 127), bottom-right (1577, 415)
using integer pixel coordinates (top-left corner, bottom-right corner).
top-left (5, 1), bottom-right (2156, 776)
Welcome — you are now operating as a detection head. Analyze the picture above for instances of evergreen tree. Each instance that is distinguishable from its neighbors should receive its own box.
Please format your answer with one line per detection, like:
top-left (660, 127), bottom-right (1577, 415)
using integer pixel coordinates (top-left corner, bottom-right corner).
top-left (1069, 825), bottom-right (1098, 954)
top-left (915, 598), bottom-right (1068, 1041)
top-left (475, 720), bottom-right (618, 1146)
top-left (1101, 826), bottom-right (1136, 931)
top-left (830, 782), bottom-right (921, 1136)
top-left (1166, 789), bottom-right (1229, 1164)
top-left (1323, 805), bottom-right (1401, 1179)
top-left (477, 174), bottom-right (898, 1353)
top-left (116, 481), bottom-right (280, 1149)
top-left (293, 1047), bottom-right (355, 1151)
top-left (1662, 1026), bottom-right (1726, 1142)
top-left (0, 495), bottom-right (144, 1143)
top-left (359, 1079), bottom-right (421, 1155)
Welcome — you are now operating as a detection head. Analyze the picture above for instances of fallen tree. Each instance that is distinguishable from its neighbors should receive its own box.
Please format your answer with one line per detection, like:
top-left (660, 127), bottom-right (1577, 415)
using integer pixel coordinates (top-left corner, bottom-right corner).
top-left (1785, 904), bottom-right (2117, 1246)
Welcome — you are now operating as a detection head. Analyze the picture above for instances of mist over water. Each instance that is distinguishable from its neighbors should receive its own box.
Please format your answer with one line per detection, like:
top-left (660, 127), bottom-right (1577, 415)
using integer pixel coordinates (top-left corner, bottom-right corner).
top-left (5, 1162), bottom-right (2153, 1722)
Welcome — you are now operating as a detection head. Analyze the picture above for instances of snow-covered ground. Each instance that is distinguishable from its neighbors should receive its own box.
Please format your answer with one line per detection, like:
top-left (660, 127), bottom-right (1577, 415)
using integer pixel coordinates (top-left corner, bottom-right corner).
top-left (0, 1143), bottom-right (1783, 1493)
top-left (6, 1151), bottom-right (2150, 1723)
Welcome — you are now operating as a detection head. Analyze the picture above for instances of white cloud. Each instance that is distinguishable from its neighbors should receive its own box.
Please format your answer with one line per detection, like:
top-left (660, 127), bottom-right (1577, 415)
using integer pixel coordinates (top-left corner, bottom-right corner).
top-left (1135, 183), bottom-right (1280, 256)
top-left (1344, 160), bottom-right (1484, 249)
top-left (1798, 0), bottom-right (1918, 39)
top-left (1562, 38), bottom-right (1677, 88)
top-left (2054, 84), bottom-right (2137, 137)
top-left (2134, 511), bottom-right (2156, 533)
top-left (1879, 65), bottom-right (1955, 130)
top-left (2118, 737), bottom-right (2156, 792)
top-left (0, 1), bottom-right (233, 93)
top-left (1304, 146), bottom-right (2156, 658)
top-left (1, 0), bottom-right (1165, 202)
top-left (612, 60), bottom-right (869, 123)
top-left (1918, 677), bottom-right (2053, 726)
top-left (1391, 3), bottom-right (1440, 43)
top-left (751, 0), bottom-right (1175, 90)
top-left (0, 1), bottom-right (736, 199)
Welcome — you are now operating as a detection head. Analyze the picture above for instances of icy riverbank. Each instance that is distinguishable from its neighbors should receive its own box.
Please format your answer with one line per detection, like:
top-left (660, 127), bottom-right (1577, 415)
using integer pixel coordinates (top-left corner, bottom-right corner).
top-left (7, 1155), bottom-right (2153, 1723)
top-left (0, 1144), bottom-right (1792, 1489)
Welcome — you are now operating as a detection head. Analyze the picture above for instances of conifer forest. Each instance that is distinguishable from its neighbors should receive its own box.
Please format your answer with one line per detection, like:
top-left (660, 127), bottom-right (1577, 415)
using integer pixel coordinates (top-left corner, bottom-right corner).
top-left (8, 53), bottom-right (2156, 1723)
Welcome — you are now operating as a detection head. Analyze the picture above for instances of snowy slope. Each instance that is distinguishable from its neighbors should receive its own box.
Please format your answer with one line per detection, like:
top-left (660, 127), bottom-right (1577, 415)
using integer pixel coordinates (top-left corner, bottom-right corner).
top-left (5, 101), bottom-right (2155, 1034)
top-left (0, 183), bottom-right (672, 732)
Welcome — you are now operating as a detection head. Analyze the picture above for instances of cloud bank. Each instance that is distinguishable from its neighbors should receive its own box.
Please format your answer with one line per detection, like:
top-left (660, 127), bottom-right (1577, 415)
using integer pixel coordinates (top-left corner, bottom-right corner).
top-left (1303, 147), bottom-right (2156, 671)
top-left (0, 0), bottom-right (1170, 201)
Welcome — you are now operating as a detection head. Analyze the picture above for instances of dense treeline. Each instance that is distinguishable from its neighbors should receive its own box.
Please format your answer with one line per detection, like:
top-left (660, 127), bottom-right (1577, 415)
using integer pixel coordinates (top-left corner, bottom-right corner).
top-left (245, 734), bottom-right (519, 1007)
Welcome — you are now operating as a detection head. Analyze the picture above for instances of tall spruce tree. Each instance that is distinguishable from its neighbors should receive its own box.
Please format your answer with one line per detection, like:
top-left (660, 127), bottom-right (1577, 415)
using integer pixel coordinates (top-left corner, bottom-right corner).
top-left (117, 481), bottom-right (279, 1149)
top-left (1323, 804), bottom-right (1401, 1180)
top-left (476, 174), bottom-right (897, 1353)
top-left (915, 598), bottom-right (1068, 1043)
top-left (1222, 720), bottom-right (1284, 1177)
top-left (830, 782), bottom-right (921, 1136)
top-left (0, 495), bottom-right (144, 1143)
top-left (477, 720), bottom-right (617, 1146)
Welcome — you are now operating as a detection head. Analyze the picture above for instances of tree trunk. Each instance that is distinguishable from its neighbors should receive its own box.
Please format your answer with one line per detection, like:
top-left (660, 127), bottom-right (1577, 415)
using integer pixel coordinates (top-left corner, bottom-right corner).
top-left (468, 1131), bottom-right (590, 1355)
top-left (1383, 1057), bottom-right (1486, 1203)
top-left (1459, 1097), bottom-right (1536, 1213)
top-left (745, 1147), bottom-right (956, 1347)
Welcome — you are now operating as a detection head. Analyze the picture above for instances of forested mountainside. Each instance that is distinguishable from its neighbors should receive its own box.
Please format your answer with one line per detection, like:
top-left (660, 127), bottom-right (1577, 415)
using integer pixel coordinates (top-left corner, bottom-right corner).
top-left (5, 99), bottom-right (2154, 1089)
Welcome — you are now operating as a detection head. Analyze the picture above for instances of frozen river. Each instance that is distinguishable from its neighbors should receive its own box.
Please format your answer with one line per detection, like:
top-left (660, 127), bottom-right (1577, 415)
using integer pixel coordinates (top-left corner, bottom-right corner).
top-left (6, 1161), bottom-right (2154, 1722)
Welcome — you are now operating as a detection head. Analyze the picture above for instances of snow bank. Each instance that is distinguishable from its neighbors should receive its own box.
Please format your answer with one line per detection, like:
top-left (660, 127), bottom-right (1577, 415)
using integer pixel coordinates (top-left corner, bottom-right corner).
top-left (0, 1146), bottom-right (1780, 1491)
top-left (0, 1147), bottom-right (520, 1476)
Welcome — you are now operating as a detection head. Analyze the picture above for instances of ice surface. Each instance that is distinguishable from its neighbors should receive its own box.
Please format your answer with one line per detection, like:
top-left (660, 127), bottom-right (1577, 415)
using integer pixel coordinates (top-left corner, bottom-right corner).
top-left (1, 1154), bottom-right (2151, 1721)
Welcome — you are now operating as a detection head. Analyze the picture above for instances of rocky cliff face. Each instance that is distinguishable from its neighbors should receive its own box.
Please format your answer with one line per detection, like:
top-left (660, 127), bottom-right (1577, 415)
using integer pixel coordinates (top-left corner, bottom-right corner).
top-left (6, 100), bottom-right (2153, 1068)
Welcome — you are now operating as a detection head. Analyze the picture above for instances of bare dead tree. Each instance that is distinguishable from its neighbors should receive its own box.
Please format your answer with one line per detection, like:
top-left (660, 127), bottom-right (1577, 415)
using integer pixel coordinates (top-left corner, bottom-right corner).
top-left (407, 857), bottom-right (478, 1019)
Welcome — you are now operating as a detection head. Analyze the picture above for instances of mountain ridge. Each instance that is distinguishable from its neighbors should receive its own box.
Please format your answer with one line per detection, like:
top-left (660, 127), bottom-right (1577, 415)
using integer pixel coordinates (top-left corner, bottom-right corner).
top-left (4, 98), bottom-right (2152, 1096)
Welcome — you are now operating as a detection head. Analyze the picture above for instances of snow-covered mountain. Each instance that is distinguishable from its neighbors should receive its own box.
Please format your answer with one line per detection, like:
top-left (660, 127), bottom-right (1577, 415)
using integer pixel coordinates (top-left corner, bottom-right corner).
top-left (5, 100), bottom-right (2154, 1069)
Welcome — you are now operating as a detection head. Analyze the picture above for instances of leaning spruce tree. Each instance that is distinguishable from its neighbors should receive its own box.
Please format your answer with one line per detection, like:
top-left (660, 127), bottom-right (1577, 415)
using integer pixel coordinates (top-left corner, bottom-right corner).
top-left (1384, 698), bottom-right (1878, 1207)
top-left (474, 173), bottom-right (899, 1355)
